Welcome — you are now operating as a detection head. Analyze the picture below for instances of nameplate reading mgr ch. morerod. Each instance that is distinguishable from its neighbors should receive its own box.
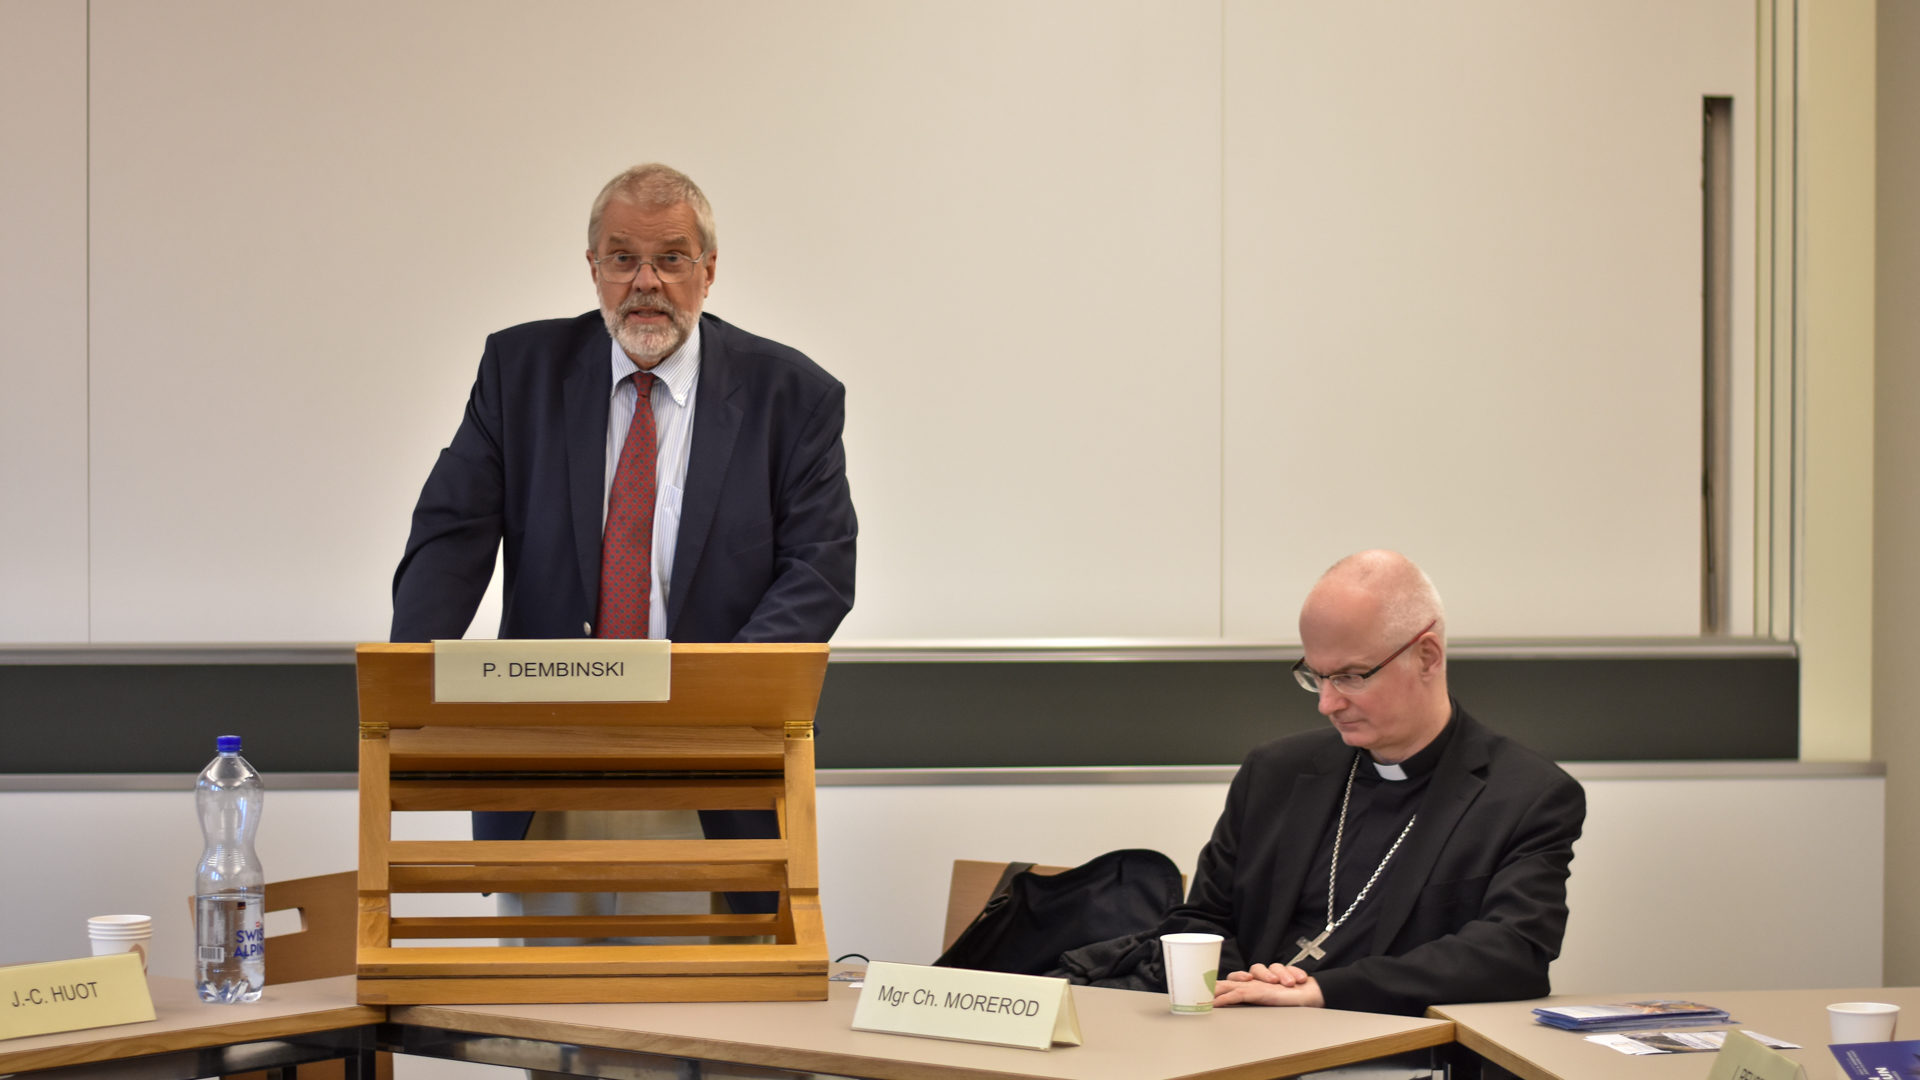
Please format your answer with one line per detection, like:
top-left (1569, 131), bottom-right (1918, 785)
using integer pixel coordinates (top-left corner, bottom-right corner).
top-left (433, 639), bottom-right (670, 703)
top-left (851, 961), bottom-right (1083, 1052)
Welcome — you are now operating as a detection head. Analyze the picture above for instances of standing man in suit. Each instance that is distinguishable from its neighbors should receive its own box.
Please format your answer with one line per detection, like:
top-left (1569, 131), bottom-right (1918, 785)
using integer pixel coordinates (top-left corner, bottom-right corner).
top-left (1058, 551), bottom-right (1584, 1015)
top-left (391, 163), bottom-right (856, 921)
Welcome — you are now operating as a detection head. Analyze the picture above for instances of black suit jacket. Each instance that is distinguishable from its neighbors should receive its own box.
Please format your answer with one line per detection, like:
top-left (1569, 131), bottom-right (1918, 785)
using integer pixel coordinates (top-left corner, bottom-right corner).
top-left (392, 310), bottom-right (855, 645)
top-left (390, 311), bottom-right (857, 859)
top-left (1060, 704), bottom-right (1585, 1016)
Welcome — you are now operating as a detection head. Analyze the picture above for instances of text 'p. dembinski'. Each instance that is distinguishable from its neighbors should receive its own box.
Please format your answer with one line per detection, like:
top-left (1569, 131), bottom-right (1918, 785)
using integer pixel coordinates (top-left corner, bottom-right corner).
top-left (433, 638), bottom-right (669, 702)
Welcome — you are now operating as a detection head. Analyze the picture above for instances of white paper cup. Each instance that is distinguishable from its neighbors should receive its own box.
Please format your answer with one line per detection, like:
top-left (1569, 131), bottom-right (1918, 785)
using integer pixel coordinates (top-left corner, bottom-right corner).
top-left (1160, 932), bottom-right (1223, 1014)
top-left (87, 914), bottom-right (152, 973)
top-left (1828, 1001), bottom-right (1900, 1043)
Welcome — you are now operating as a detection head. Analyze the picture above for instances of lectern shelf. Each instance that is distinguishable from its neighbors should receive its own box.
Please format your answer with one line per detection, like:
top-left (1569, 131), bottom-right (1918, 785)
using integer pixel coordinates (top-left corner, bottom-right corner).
top-left (353, 642), bottom-right (830, 1005)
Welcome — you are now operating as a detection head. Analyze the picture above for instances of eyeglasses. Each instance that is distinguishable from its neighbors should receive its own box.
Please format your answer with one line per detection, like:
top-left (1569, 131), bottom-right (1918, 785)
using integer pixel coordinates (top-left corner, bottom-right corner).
top-left (1292, 619), bottom-right (1438, 695)
top-left (592, 250), bottom-right (709, 285)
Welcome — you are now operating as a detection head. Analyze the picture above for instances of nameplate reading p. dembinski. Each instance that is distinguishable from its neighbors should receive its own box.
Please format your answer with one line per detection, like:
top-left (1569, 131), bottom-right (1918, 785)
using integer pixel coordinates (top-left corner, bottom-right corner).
top-left (433, 639), bottom-right (671, 703)
top-left (0, 953), bottom-right (155, 1041)
top-left (850, 961), bottom-right (1082, 1052)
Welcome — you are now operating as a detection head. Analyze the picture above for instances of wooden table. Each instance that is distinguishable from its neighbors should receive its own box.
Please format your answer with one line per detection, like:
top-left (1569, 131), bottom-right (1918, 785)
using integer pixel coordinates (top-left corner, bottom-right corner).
top-left (391, 975), bottom-right (1454, 1080)
top-left (0, 975), bottom-right (381, 1079)
top-left (0, 968), bottom-right (1450, 1079)
top-left (1432, 986), bottom-right (1920, 1080)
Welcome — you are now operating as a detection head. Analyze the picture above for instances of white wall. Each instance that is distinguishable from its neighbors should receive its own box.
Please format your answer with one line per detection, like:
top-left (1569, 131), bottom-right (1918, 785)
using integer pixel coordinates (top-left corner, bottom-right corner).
top-left (0, 771), bottom-right (1881, 992)
top-left (0, 0), bottom-right (1755, 646)
top-left (817, 772), bottom-right (1885, 994)
top-left (0, 0), bottom-right (88, 641)
top-left (1220, 0), bottom-right (1755, 640)
top-left (1874, 0), bottom-right (1920, 988)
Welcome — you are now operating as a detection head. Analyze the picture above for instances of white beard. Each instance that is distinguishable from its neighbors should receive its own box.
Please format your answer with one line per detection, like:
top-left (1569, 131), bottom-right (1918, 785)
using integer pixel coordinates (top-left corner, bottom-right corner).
top-left (602, 295), bottom-right (695, 366)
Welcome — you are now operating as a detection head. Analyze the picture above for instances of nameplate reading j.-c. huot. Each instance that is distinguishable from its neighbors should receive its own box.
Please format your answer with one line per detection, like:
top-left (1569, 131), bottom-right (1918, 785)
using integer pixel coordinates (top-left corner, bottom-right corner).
top-left (433, 639), bottom-right (671, 703)
top-left (0, 953), bottom-right (155, 1041)
top-left (850, 961), bottom-right (1083, 1052)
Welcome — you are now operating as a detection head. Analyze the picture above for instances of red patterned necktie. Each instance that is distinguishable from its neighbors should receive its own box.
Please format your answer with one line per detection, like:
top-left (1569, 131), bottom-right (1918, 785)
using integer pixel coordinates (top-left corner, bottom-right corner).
top-left (596, 371), bottom-right (658, 639)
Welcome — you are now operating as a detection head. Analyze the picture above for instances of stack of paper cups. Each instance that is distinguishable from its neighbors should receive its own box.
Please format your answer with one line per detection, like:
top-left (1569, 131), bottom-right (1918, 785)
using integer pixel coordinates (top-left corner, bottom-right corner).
top-left (87, 914), bottom-right (153, 973)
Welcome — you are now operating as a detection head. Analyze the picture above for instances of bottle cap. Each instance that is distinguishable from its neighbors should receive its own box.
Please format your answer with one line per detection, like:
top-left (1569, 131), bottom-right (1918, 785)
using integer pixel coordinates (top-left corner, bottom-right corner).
top-left (217, 735), bottom-right (242, 754)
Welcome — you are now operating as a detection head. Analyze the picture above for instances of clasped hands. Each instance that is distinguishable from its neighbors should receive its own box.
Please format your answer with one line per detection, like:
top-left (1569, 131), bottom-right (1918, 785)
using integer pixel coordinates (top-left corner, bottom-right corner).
top-left (1211, 962), bottom-right (1325, 1007)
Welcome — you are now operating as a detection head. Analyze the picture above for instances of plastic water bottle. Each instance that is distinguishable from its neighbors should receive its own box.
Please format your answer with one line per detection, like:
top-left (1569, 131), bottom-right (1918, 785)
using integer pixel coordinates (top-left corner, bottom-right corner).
top-left (194, 734), bottom-right (266, 1003)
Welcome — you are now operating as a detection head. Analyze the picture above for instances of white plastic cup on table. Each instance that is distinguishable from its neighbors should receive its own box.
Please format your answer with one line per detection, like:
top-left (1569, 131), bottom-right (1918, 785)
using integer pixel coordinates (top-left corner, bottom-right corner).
top-left (86, 914), bottom-right (152, 973)
top-left (1160, 932), bottom-right (1223, 1014)
top-left (1828, 1001), bottom-right (1900, 1043)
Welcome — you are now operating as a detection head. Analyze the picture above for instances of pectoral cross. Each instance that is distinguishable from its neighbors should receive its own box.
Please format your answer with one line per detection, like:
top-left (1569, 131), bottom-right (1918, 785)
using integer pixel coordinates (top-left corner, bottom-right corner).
top-left (1289, 929), bottom-right (1330, 966)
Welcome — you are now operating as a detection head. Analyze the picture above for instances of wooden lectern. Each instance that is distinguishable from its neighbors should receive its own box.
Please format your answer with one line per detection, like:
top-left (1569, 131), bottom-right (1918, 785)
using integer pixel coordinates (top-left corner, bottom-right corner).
top-left (352, 642), bottom-right (829, 1005)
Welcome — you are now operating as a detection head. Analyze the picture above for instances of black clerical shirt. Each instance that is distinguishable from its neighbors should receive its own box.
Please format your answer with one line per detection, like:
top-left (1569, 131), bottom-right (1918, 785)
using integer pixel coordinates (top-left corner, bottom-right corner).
top-left (1278, 716), bottom-right (1458, 973)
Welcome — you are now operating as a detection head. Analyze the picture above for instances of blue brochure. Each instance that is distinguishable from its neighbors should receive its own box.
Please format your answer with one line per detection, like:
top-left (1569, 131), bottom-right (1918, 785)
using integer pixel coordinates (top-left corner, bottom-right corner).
top-left (1831, 1039), bottom-right (1920, 1079)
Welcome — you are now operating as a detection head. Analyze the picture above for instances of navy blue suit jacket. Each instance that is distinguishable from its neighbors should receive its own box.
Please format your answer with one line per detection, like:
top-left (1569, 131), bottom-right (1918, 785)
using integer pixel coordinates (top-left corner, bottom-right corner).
top-left (391, 311), bottom-right (856, 897)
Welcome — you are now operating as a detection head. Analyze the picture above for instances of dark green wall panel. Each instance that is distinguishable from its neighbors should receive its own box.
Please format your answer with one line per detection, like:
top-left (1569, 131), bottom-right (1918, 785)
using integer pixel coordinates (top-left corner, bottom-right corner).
top-left (0, 652), bottom-right (1797, 774)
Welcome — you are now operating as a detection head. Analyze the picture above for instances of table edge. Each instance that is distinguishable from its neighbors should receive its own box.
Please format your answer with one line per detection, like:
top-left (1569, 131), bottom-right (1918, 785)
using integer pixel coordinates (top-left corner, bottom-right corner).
top-left (393, 1004), bottom-right (1454, 1080)
top-left (0, 1004), bottom-right (384, 1074)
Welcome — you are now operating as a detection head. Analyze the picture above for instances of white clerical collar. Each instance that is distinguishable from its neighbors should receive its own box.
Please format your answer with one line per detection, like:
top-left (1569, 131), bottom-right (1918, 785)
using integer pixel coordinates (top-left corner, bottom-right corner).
top-left (1372, 760), bottom-right (1409, 781)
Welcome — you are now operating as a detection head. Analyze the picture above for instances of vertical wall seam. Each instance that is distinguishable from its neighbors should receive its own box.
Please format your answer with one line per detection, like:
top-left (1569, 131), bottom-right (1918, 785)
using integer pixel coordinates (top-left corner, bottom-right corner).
top-left (1703, 96), bottom-right (1734, 635)
top-left (1781, 0), bottom-right (1797, 638)
top-left (1766, 0), bottom-right (1781, 639)
top-left (84, 0), bottom-right (92, 644)
top-left (1217, 0), bottom-right (1228, 639)
top-left (1761, 0), bottom-right (1772, 636)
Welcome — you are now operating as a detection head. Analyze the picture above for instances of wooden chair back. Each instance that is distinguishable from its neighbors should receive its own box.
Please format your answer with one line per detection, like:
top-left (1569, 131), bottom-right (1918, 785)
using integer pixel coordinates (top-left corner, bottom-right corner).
top-left (260, 870), bottom-right (357, 984)
top-left (941, 859), bottom-right (1071, 952)
top-left (212, 870), bottom-right (390, 1080)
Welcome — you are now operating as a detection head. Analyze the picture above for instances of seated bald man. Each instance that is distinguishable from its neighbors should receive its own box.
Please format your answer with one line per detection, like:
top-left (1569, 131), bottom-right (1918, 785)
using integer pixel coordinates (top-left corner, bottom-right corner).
top-left (1057, 551), bottom-right (1585, 1016)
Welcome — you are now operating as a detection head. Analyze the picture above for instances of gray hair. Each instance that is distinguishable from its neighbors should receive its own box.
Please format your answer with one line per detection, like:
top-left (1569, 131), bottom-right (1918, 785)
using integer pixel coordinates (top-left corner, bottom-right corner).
top-left (587, 163), bottom-right (717, 252)
top-left (1321, 550), bottom-right (1448, 648)
top-left (1383, 564), bottom-right (1447, 648)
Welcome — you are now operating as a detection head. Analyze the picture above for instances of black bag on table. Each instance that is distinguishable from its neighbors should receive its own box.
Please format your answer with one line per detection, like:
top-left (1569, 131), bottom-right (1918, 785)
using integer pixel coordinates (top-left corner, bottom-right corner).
top-left (932, 848), bottom-right (1183, 977)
